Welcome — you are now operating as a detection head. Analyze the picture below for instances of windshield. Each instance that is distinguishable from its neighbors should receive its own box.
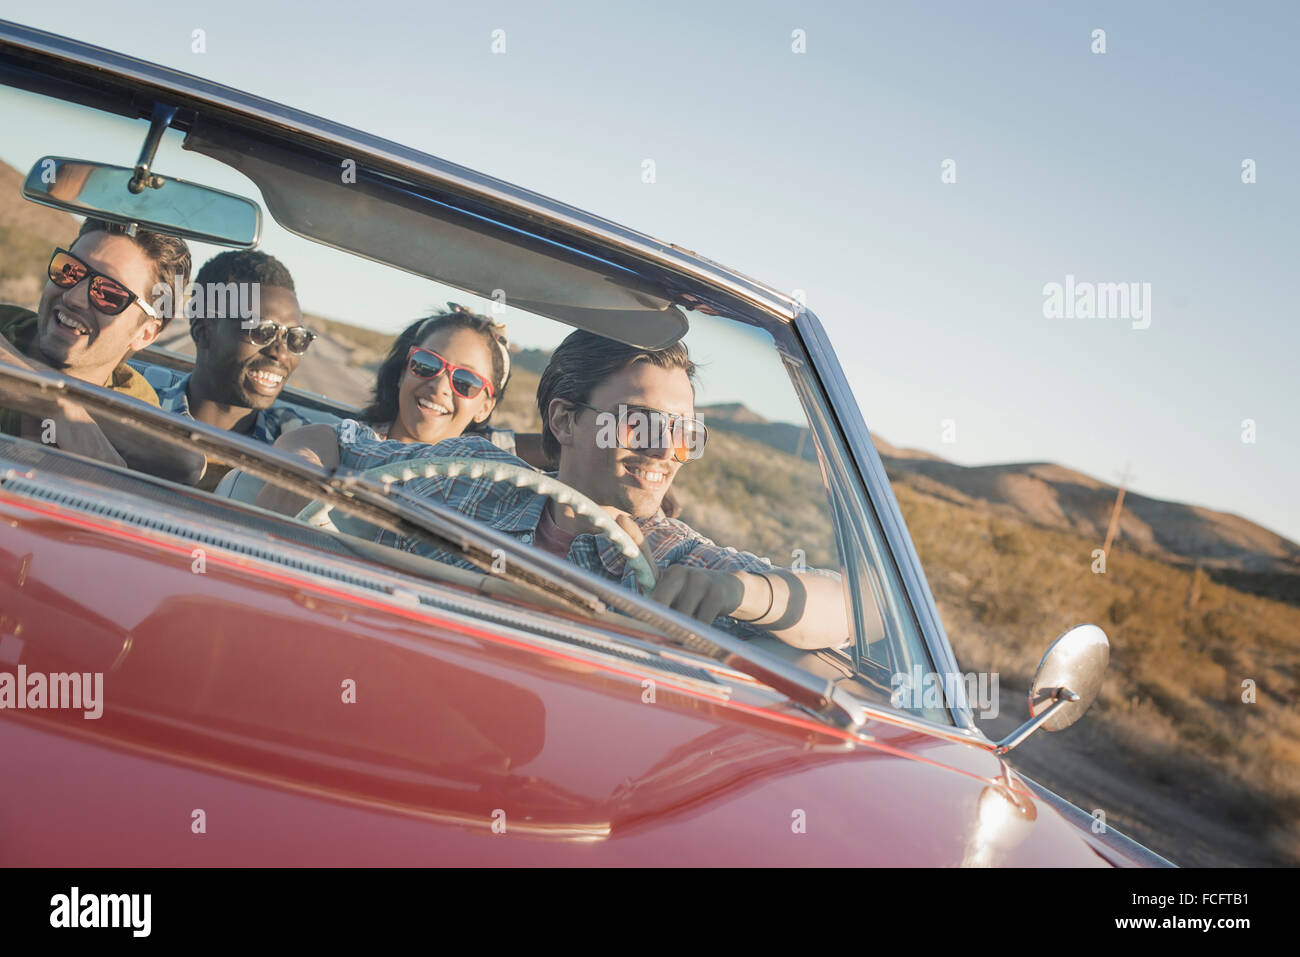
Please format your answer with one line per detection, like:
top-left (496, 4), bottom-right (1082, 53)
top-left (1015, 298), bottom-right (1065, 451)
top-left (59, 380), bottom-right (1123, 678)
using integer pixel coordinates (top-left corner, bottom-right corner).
top-left (0, 77), bottom-right (946, 726)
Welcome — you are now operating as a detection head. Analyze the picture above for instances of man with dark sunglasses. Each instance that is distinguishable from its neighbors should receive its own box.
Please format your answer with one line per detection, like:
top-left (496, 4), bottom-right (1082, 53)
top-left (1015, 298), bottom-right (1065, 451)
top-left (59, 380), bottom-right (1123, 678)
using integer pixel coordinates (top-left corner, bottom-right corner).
top-left (0, 219), bottom-right (205, 484)
top-left (138, 250), bottom-right (324, 490)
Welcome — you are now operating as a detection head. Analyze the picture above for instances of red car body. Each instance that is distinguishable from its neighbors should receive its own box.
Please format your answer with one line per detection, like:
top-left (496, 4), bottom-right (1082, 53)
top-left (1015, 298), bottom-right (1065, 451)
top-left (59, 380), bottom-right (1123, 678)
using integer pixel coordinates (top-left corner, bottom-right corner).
top-left (2, 495), bottom-right (1118, 866)
top-left (0, 19), bottom-right (1165, 868)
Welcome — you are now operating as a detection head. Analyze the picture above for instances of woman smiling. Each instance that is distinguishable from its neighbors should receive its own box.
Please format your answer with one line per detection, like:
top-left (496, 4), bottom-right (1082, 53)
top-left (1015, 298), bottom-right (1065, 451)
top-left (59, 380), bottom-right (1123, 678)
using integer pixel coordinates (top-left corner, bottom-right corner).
top-left (256, 303), bottom-right (515, 515)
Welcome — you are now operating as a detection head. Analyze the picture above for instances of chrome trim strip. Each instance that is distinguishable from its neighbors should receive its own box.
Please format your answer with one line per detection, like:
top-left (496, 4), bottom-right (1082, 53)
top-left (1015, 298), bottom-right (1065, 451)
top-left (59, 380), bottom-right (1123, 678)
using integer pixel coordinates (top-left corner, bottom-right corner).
top-left (851, 701), bottom-right (991, 748)
top-left (793, 308), bottom-right (979, 734)
top-left (0, 19), bottom-right (796, 322)
top-left (14, 712), bottom-right (614, 842)
top-left (1017, 772), bottom-right (1176, 867)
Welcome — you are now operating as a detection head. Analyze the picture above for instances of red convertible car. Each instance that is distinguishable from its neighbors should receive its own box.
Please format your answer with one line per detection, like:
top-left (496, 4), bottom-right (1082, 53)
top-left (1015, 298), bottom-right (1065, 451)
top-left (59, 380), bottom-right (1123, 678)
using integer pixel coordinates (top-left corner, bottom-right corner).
top-left (0, 19), bottom-right (1169, 867)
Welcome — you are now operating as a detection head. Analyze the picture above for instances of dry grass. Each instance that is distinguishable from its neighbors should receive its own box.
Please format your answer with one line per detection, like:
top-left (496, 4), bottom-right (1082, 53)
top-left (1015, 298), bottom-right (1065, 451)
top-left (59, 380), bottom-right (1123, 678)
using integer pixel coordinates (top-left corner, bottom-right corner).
top-left (671, 431), bottom-right (837, 568)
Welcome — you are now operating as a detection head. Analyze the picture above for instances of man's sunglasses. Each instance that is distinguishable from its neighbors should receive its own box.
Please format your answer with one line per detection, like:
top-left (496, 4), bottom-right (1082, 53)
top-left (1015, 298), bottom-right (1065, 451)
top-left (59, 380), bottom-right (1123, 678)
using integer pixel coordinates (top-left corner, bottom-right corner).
top-left (47, 248), bottom-right (158, 319)
top-left (243, 320), bottom-right (318, 356)
top-left (570, 401), bottom-right (708, 463)
top-left (406, 347), bottom-right (495, 399)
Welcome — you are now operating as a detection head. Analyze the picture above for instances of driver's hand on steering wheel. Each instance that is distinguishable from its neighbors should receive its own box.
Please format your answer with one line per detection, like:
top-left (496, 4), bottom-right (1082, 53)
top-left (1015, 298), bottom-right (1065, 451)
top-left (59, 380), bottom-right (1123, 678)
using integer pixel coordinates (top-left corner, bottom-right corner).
top-left (605, 510), bottom-right (756, 625)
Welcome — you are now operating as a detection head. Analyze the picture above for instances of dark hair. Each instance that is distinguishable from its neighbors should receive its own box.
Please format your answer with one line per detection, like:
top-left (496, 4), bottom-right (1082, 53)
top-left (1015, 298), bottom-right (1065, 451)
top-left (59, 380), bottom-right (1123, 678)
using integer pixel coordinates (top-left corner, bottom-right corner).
top-left (76, 218), bottom-right (192, 329)
top-left (195, 249), bottom-right (295, 293)
top-left (360, 304), bottom-right (510, 432)
top-left (536, 330), bottom-right (696, 466)
top-left (190, 250), bottom-right (295, 332)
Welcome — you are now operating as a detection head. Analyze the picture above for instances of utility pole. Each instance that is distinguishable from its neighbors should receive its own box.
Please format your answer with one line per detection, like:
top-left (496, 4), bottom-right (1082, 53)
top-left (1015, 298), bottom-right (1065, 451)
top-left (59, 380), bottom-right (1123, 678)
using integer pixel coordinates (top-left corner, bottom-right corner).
top-left (1185, 559), bottom-right (1205, 610)
top-left (1101, 463), bottom-right (1136, 560)
top-left (794, 428), bottom-right (808, 461)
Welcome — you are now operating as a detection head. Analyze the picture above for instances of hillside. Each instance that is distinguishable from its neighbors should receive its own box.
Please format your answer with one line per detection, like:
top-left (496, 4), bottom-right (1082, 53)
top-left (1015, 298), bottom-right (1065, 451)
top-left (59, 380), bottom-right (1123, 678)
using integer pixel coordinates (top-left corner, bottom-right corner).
top-left (887, 457), bottom-right (1300, 576)
top-left (695, 402), bottom-right (1300, 602)
top-left (0, 159), bottom-right (81, 307)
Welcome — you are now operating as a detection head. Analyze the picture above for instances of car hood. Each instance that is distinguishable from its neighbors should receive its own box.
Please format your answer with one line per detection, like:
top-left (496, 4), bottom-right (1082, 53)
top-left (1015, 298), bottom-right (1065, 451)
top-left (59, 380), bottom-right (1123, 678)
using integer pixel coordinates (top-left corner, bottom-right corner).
top-left (1, 501), bottom-right (1109, 866)
top-left (592, 715), bottom-right (1110, 866)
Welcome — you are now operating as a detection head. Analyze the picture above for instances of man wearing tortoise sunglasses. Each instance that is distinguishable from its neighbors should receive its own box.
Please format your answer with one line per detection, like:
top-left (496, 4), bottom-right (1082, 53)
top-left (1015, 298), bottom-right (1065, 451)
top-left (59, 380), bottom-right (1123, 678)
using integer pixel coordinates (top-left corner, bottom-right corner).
top-left (0, 219), bottom-right (205, 484)
top-left (539, 331), bottom-right (845, 648)
top-left (149, 250), bottom-right (316, 437)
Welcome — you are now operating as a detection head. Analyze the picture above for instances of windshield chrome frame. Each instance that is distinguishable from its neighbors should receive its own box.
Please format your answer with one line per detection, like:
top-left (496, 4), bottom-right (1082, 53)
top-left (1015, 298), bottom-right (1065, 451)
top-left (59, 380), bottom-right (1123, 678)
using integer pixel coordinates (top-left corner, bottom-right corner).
top-left (792, 310), bottom-right (980, 734)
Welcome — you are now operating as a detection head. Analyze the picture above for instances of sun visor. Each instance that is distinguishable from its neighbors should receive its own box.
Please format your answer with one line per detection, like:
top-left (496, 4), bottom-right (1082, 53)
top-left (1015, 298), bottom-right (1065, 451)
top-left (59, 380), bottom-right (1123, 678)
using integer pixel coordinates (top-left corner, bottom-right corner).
top-left (183, 122), bottom-right (688, 349)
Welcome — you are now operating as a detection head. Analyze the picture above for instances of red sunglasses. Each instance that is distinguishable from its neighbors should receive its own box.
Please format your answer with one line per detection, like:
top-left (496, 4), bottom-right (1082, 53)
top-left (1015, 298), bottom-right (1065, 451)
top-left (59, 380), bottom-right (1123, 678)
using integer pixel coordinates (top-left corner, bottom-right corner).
top-left (406, 346), bottom-right (495, 399)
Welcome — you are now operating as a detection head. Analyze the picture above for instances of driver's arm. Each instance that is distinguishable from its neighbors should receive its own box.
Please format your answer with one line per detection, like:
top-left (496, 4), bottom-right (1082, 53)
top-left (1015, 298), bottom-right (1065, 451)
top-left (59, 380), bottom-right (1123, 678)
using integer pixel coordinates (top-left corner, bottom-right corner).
top-left (254, 423), bottom-right (340, 515)
top-left (611, 513), bottom-right (848, 650)
top-left (653, 564), bottom-right (848, 650)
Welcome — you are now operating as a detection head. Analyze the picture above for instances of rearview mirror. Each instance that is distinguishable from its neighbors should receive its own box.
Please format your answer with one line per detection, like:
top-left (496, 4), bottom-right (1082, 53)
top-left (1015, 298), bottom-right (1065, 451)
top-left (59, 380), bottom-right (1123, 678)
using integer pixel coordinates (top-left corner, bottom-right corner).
top-left (22, 156), bottom-right (262, 248)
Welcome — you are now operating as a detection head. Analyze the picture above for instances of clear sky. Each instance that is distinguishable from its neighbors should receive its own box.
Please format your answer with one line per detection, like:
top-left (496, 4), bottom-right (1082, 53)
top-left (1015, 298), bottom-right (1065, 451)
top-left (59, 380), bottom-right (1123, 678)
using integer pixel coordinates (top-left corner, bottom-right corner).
top-left (3, 1), bottom-right (1296, 543)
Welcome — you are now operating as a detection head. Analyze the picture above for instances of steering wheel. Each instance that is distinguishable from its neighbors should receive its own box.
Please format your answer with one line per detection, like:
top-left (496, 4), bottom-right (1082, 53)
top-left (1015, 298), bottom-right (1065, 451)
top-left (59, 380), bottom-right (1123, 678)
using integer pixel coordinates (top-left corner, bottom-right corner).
top-left (294, 455), bottom-right (658, 594)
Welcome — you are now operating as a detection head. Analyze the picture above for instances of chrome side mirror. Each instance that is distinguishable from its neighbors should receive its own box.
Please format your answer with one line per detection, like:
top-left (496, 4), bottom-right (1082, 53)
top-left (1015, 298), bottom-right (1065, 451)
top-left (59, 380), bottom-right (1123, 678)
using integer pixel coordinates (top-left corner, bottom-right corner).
top-left (993, 624), bottom-right (1109, 755)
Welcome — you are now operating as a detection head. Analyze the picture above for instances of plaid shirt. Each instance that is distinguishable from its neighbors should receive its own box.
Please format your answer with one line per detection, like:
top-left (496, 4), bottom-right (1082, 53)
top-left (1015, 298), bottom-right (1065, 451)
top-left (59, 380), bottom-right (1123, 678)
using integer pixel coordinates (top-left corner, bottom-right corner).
top-left (335, 419), bottom-right (773, 595)
top-left (139, 366), bottom-right (313, 444)
top-left (368, 420), bottom-right (518, 456)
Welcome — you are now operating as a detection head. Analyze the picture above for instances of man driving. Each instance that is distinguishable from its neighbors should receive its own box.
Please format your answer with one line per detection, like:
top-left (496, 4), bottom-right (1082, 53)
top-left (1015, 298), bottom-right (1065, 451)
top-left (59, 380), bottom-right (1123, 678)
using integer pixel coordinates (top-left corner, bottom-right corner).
top-left (532, 331), bottom-right (847, 648)
top-left (0, 219), bottom-right (205, 484)
top-left (264, 329), bottom-right (849, 650)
